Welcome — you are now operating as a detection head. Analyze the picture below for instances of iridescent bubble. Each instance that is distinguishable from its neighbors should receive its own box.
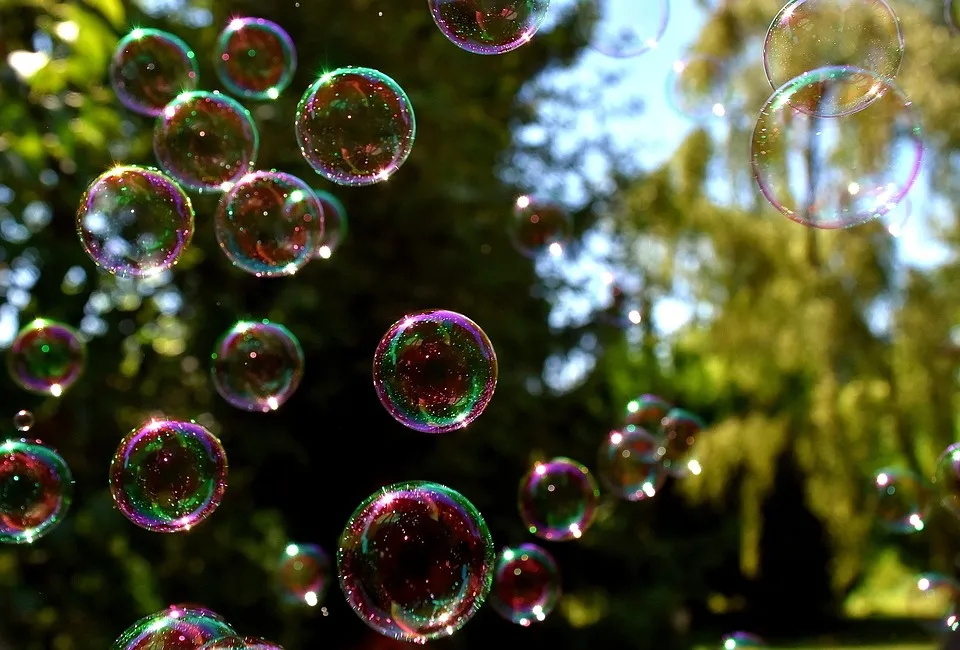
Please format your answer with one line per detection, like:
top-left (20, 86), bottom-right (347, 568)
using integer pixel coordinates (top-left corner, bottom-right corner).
top-left (8, 318), bottom-right (86, 397)
top-left (489, 544), bottom-right (560, 626)
top-left (580, 0), bottom-right (670, 58)
top-left (211, 320), bottom-right (304, 412)
top-left (373, 309), bottom-right (498, 434)
top-left (200, 639), bottom-right (247, 650)
top-left (13, 410), bottom-right (34, 432)
top-left (427, 0), bottom-right (550, 55)
top-left (312, 190), bottom-right (348, 259)
top-left (916, 573), bottom-right (960, 630)
top-left (154, 91), bottom-right (259, 192)
top-left (751, 66), bottom-right (923, 229)
top-left (934, 443), bottom-right (960, 519)
top-left (109, 419), bottom-right (228, 533)
top-left (763, 0), bottom-right (903, 115)
top-left (77, 165), bottom-right (195, 278)
top-left (518, 457), bottom-right (599, 541)
top-left (0, 438), bottom-right (72, 544)
top-left (214, 17), bottom-right (297, 100)
top-left (110, 28), bottom-right (199, 117)
top-left (660, 408), bottom-right (704, 476)
top-left (295, 67), bottom-right (416, 187)
top-left (873, 467), bottom-right (929, 533)
top-left (667, 56), bottom-right (733, 120)
top-left (113, 605), bottom-right (236, 650)
top-left (624, 394), bottom-right (672, 432)
top-left (338, 481), bottom-right (494, 643)
top-left (511, 195), bottom-right (570, 258)
top-left (214, 171), bottom-right (323, 277)
top-left (722, 632), bottom-right (768, 649)
top-left (279, 542), bottom-right (331, 607)
top-left (598, 427), bottom-right (666, 501)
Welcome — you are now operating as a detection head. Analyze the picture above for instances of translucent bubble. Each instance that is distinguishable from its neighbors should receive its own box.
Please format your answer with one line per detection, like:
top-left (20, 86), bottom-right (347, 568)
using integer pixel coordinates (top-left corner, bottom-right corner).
top-left (751, 66), bottom-right (923, 229)
top-left (373, 309), bottom-right (498, 434)
top-left (917, 573), bottom-right (960, 630)
top-left (598, 427), bottom-right (667, 501)
top-left (110, 28), bottom-right (199, 117)
top-left (934, 442), bottom-right (960, 519)
top-left (873, 467), bottom-right (929, 533)
top-left (214, 171), bottom-right (323, 277)
top-left (763, 0), bottom-right (903, 115)
top-left (660, 408), bottom-right (704, 477)
top-left (512, 195), bottom-right (570, 258)
top-left (312, 190), bottom-right (348, 259)
top-left (109, 419), bottom-right (228, 533)
top-left (13, 410), bottom-right (34, 432)
top-left (427, 0), bottom-right (550, 55)
top-left (667, 56), bottom-right (733, 120)
top-left (154, 91), bottom-right (259, 192)
top-left (580, 0), bottom-right (670, 58)
top-left (722, 632), bottom-right (768, 649)
top-left (279, 542), bottom-right (331, 607)
top-left (490, 544), bottom-right (560, 626)
top-left (214, 17), bottom-right (297, 100)
top-left (0, 438), bottom-right (72, 544)
top-left (211, 320), bottom-right (304, 412)
top-left (337, 481), bottom-right (495, 643)
top-left (77, 165), bottom-right (195, 278)
top-left (113, 605), bottom-right (236, 650)
top-left (518, 457), bottom-right (599, 541)
top-left (624, 393), bottom-right (672, 432)
top-left (295, 67), bottom-right (416, 187)
top-left (8, 318), bottom-right (86, 397)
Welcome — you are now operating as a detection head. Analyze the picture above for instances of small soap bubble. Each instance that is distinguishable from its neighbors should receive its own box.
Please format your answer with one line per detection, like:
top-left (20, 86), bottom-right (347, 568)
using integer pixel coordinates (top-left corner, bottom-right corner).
top-left (214, 17), bottom-right (297, 100)
top-left (660, 408), bottom-right (704, 476)
top-left (916, 573), bottom-right (960, 629)
top-left (428, 0), bottom-right (550, 55)
top-left (580, 0), bottom-right (670, 58)
top-left (624, 394), bottom-right (672, 432)
top-left (490, 543), bottom-right (561, 626)
top-left (518, 457), bottom-right (600, 541)
top-left (873, 467), bottom-right (929, 533)
top-left (13, 410), bottom-right (34, 432)
top-left (934, 443), bottom-right (960, 520)
top-left (373, 309), bottom-right (498, 434)
top-left (114, 605), bottom-right (236, 650)
top-left (212, 320), bottom-right (304, 412)
top-left (215, 171), bottom-right (322, 277)
top-left (8, 319), bottom-right (86, 397)
top-left (311, 190), bottom-right (347, 259)
top-left (154, 91), bottom-right (259, 192)
top-left (77, 165), bottom-right (195, 278)
top-left (109, 418), bottom-right (228, 533)
top-left (512, 196), bottom-right (570, 258)
top-left (296, 67), bottom-right (415, 187)
top-left (722, 632), bottom-right (768, 649)
top-left (667, 56), bottom-right (733, 120)
top-left (110, 28), bottom-right (199, 117)
top-left (0, 438), bottom-right (73, 544)
top-left (598, 427), bottom-right (666, 501)
top-left (279, 542), bottom-right (331, 607)
top-left (337, 481), bottom-right (495, 643)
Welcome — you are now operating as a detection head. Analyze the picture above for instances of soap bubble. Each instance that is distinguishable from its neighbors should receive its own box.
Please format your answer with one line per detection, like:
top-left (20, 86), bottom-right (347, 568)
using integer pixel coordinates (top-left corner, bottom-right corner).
top-left (751, 66), bottom-right (923, 229)
top-left (154, 91), bottom-right (259, 192)
top-left (373, 309), bottom-right (498, 434)
top-left (624, 394), bottom-right (672, 432)
top-left (722, 632), bottom-right (768, 649)
top-left (279, 542), bottom-right (331, 607)
top-left (8, 318), bottom-right (86, 397)
top-left (214, 17), bottom-right (297, 100)
top-left (518, 457), bottom-right (600, 541)
top-left (916, 573), bottom-right (960, 630)
top-left (312, 190), bottom-right (348, 259)
top-left (934, 442), bottom-right (960, 519)
top-left (240, 641), bottom-right (283, 650)
top-left (598, 427), bottom-right (666, 501)
top-left (212, 320), bottom-right (305, 412)
top-left (667, 56), bottom-right (733, 120)
top-left (77, 165), bottom-right (195, 278)
top-left (110, 28), bottom-right (199, 117)
top-left (113, 605), bottom-right (236, 650)
top-left (296, 67), bottom-right (416, 187)
top-left (660, 408), bottom-right (704, 476)
top-left (580, 0), bottom-right (670, 58)
top-left (214, 171), bottom-right (323, 277)
top-left (0, 438), bottom-right (73, 544)
top-left (338, 481), bottom-right (494, 643)
top-left (873, 467), bottom-right (928, 533)
top-left (109, 419), bottom-right (228, 533)
top-left (427, 0), bottom-right (550, 55)
top-left (881, 196), bottom-right (911, 237)
top-left (13, 410), bottom-right (34, 432)
top-left (512, 195), bottom-right (570, 258)
top-left (202, 640), bottom-right (283, 650)
top-left (489, 543), bottom-right (561, 626)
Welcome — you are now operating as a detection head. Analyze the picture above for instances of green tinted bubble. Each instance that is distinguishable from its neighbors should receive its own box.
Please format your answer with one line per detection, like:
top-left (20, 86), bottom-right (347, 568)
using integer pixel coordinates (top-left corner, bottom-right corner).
top-left (0, 438), bottom-right (73, 544)
top-left (518, 457), bottom-right (599, 541)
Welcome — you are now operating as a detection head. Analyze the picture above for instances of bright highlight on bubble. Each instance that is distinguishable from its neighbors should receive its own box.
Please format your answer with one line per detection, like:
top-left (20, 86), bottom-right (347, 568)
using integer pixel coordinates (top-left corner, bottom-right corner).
top-left (279, 542), bottom-right (331, 607)
top-left (13, 410), bottom-right (34, 432)
top-left (311, 190), bottom-right (348, 259)
top-left (660, 407), bottom-right (704, 477)
top-left (916, 573), bottom-right (960, 630)
top-left (598, 427), bottom-right (666, 501)
top-left (214, 17), bottom-right (297, 100)
top-left (296, 67), bottom-right (416, 187)
top-left (512, 196), bottom-right (570, 258)
top-left (722, 632), bottom-right (768, 649)
top-left (373, 309), bottom-right (498, 434)
top-left (77, 165), bottom-right (195, 278)
top-left (110, 28), bottom-right (199, 117)
top-left (337, 481), bottom-right (495, 643)
top-left (580, 0), bottom-right (670, 58)
top-left (0, 438), bottom-right (73, 544)
top-left (214, 171), bottom-right (323, 277)
top-left (667, 56), bottom-right (733, 120)
top-left (873, 467), bottom-right (928, 533)
top-left (8, 319), bottom-right (86, 397)
top-left (490, 544), bottom-right (561, 627)
top-left (518, 457), bottom-right (599, 541)
top-left (109, 418), bottom-right (228, 533)
top-left (427, 0), bottom-right (550, 55)
top-left (624, 393), bottom-right (672, 432)
top-left (113, 604), bottom-right (236, 650)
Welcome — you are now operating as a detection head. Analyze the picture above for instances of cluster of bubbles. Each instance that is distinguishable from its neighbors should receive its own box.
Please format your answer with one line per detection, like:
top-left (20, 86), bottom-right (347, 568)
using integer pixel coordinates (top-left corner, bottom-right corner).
top-left (112, 603), bottom-right (282, 649)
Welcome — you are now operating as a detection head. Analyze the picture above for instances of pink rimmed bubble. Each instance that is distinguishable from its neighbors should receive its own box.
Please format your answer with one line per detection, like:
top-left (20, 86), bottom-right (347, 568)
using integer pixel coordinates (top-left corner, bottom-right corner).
top-left (110, 28), bottom-right (199, 117)
top-left (113, 605), bottom-right (236, 650)
top-left (214, 17), bottom-right (297, 100)
top-left (0, 438), bottom-right (73, 544)
top-left (428, 0), bottom-right (551, 55)
top-left (311, 190), bottom-right (347, 259)
top-left (518, 457), bottom-right (599, 541)
top-left (8, 319), bottom-right (86, 397)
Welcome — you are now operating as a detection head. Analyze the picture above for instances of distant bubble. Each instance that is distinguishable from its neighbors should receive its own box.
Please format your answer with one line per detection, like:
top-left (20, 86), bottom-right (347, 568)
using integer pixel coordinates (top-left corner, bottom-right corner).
top-left (598, 427), bottom-right (666, 501)
top-left (0, 438), bottom-right (72, 544)
top-left (512, 196), bottom-right (570, 258)
top-left (296, 67), bottom-right (416, 187)
top-left (110, 28), bottom-right (199, 117)
top-left (916, 573), bottom-right (960, 630)
top-left (722, 632), bottom-right (768, 649)
top-left (13, 410), bottom-right (34, 432)
top-left (624, 394), bottom-right (672, 432)
top-left (8, 318), bottom-right (86, 397)
top-left (490, 543), bottom-right (560, 626)
top-left (428, 0), bottom-right (550, 55)
top-left (212, 320), bottom-right (304, 412)
top-left (154, 91), bottom-right (259, 192)
top-left (114, 605), bottom-right (236, 650)
top-left (580, 0), bottom-right (669, 58)
top-left (312, 190), bottom-right (348, 259)
top-left (215, 171), bottom-right (323, 277)
top-left (337, 481), bottom-right (495, 643)
top-left (373, 309), bottom-right (498, 434)
top-left (667, 56), bottom-right (733, 120)
top-left (77, 165), bottom-right (195, 278)
top-left (873, 467), bottom-right (928, 533)
top-left (518, 457), bottom-right (599, 541)
top-left (660, 408), bottom-right (704, 476)
top-left (934, 443), bottom-right (960, 519)
top-left (279, 542), bottom-right (331, 607)
top-left (214, 17), bottom-right (297, 100)
top-left (109, 419), bottom-right (228, 533)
